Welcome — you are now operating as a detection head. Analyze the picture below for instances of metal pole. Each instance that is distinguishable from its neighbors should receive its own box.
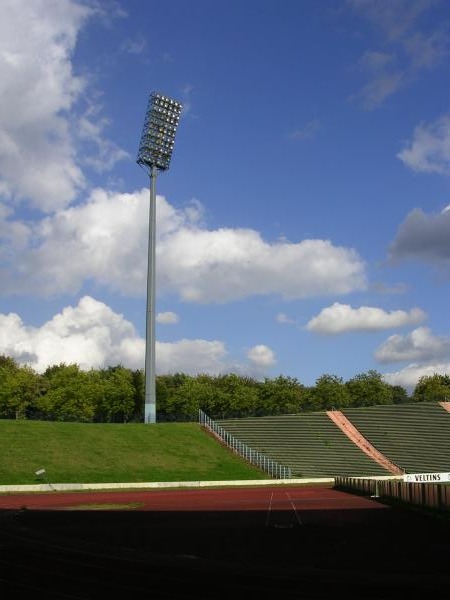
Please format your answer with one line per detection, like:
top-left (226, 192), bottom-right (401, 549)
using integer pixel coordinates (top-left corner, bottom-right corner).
top-left (144, 165), bottom-right (157, 423)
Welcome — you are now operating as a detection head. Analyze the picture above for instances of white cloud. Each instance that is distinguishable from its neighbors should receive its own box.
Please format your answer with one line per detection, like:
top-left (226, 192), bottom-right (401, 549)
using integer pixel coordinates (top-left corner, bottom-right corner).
top-left (397, 115), bottom-right (450, 174)
top-left (276, 312), bottom-right (297, 325)
top-left (348, 0), bottom-right (449, 109)
top-left (120, 34), bottom-right (147, 55)
top-left (246, 345), bottom-right (276, 368)
top-left (0, 188), bottom-right (150, 296)
top-left (158, 227), bottom-right (366, 303)
top-left (375, 327), bottom-right (450, 363)
top-left (156, 311), bottom-right (179, 325)
top-left (0, 296), bottom-right (275, 377)
top-left (0, 0), bottom-right (127, 212)
top-left (378, 324), bottom-right (450, 392)
top-left (306, 302), bottom-right (426, 334)
top-left (357, 72), bottom-right (404, 110)
top-left (359, 50), bottom-right (393, 71)
top-left (383, 362), bottom-right (450, 393)
top-left (389, 206), bottom-right (450, 267)
top-left (347, 0), bottom-right (434, 41)
top-left (288, 119), bottom-right (321, 141)
top-left (156, 339), bottom-right (229, 375)
top-left (0, 189), bottom-right (367, 302)
top-left (0, 0), bottom-right (90, 211)
top-left (77, 108), bottom-right (130, 173)
top-left (0, 295), bottom-right (145, 372)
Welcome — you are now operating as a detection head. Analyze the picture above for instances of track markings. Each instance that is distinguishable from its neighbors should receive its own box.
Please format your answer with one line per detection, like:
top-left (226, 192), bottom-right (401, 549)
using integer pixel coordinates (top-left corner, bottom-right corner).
top-left (265, 490), bottom-right (274, 527)
top-left (285, 491), bottom-right (303, 526)
top-left (265, 490), bottom-right (303, 528)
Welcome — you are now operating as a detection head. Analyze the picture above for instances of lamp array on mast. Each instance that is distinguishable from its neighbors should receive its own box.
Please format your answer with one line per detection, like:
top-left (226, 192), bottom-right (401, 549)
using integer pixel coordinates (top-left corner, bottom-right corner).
top-left (137, 92), bottom-right (183, 172)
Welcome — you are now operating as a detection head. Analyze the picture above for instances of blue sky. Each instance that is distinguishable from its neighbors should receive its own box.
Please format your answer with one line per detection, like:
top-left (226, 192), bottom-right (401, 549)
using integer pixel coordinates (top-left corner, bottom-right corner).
top-left (1, 0), bottom-right (450, 392)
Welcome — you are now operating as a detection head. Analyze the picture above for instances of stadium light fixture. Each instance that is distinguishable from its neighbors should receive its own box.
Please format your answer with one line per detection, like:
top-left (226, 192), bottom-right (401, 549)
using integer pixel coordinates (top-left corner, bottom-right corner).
top-left (137, 92), bottom-right (183, 424)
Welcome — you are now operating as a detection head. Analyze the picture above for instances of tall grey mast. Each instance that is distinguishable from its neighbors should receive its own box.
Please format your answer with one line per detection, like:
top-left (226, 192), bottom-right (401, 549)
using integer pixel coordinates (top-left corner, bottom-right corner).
top-left (137, 92), bottom-right (183, 423)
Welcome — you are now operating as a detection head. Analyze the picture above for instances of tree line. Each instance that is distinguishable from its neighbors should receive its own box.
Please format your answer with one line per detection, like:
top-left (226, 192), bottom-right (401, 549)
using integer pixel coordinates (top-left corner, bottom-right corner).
top-left (1, 355), bottom-right (449, 423)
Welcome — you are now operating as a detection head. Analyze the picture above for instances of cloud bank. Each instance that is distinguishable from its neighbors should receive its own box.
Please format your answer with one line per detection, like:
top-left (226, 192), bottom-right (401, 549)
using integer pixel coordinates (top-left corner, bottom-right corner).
top-left (0, 189), bottom-right (367, 302)
top-left (306, 302), bottom-right (426, 334)
top-left (389, 206), bottom-right (450, 268)
top-left (383, 362), bottom-right (450, 392)
top-left (378, 326), bottom-right (450, 391)
top-left (0, 296), bottom-right (276, 377)
top-left (397, 115), bottom-right (450, 175)
top-left (348, 0), bottom-right (449, 109)
top-left (0, 0), bottom-right (127, 213)
top-left (156, 312), bottom-right (179, 325)
top-left (375, 327), bottom-right (450, 363)
top-left (246, 344), bottom-right (276, 368)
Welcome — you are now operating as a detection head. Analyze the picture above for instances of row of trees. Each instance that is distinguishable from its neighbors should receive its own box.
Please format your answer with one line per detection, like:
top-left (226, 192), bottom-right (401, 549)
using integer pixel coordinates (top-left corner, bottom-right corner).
top-left (0, 357), bottom-right (142, 422)
top-left (1, 355), bottom-right (449, 422)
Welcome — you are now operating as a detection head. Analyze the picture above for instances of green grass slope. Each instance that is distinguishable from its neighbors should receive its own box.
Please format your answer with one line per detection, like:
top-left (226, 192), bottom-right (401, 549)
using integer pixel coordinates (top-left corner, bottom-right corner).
top-left (0, 420), bottom-right (267, 485)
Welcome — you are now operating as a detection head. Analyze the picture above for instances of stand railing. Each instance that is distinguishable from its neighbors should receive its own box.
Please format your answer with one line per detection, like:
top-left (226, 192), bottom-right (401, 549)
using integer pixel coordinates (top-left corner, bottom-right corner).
top-left (335, 476), bottom-right (450, 511)
top-left (199, 409), bottom-right (291, 479)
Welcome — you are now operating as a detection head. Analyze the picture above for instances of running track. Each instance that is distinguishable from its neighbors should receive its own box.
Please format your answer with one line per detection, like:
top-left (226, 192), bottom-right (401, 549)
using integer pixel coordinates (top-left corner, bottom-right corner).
top-left (1, 484), bottom-right (449, 598)
top-left (0, 484), bottom-right (389, 515)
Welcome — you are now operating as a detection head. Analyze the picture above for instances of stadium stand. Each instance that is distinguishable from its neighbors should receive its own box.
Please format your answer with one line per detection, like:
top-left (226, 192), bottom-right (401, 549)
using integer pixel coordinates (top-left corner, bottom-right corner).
top-left (327, 410), bottom-right (403, 474)
top-left (341, 402), bottom-right (450, 474)
top-left (217, 413), bottom-right (390, 478)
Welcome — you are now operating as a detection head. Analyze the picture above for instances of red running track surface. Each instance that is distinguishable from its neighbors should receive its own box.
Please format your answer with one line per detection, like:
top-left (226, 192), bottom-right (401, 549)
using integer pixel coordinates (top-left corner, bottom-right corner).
top-left (0, 483), bottom-right (389, 514)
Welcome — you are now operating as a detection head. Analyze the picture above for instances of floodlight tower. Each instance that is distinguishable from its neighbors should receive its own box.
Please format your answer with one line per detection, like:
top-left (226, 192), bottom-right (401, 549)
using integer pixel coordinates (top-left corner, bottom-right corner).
top-left (137, 92), bottom-right (183, 423)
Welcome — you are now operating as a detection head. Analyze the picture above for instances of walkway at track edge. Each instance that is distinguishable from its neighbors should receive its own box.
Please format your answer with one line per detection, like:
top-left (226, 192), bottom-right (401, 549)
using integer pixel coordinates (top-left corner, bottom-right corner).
top-left (0, 475), bottom-right (401, 494)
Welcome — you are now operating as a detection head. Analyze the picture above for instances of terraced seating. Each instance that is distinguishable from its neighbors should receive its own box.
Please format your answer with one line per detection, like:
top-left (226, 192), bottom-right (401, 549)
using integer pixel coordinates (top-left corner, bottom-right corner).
top-left (217, 413), bottom-right (389, 478)
top-left (341, 403), bottom-right (450, 474)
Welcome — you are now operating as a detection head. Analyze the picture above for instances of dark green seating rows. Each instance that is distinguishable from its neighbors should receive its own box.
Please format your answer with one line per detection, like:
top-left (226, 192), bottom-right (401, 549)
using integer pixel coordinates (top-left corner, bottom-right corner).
top-left (218, 413), bottom-right (389, 478)
top-left (341, 403), bottom-right (450, 474)
top-left (218, 403), bottom-right (450, 478)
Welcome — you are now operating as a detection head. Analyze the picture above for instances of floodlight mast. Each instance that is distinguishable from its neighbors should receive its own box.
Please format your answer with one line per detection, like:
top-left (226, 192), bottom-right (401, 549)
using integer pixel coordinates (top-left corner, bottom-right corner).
top-left (137, 92), bottom-right (183, 423)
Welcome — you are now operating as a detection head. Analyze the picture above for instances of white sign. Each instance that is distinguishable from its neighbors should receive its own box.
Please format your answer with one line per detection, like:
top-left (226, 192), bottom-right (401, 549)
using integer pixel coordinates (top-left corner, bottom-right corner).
top-left (403, 472), bottom-right (450, 483)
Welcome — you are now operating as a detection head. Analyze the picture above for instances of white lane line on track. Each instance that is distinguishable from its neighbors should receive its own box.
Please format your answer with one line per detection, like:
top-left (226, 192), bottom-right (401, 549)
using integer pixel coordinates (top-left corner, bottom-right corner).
top-left (265, 491), bottom-right (274, 527)
top-left (285, 491), bottom-right (303, 526)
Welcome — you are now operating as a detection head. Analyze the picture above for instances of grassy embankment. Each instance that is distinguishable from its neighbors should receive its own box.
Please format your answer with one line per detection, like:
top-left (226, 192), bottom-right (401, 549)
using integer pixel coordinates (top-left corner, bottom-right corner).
top-left (0, 420), bottom-right (267, 485)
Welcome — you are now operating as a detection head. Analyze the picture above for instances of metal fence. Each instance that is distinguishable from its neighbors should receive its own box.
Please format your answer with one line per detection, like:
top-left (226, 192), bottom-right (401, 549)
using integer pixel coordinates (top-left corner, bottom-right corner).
top-left (335, 476), bottom-right (450, 512)
top-left (198, 409), bottom-right (291, 479)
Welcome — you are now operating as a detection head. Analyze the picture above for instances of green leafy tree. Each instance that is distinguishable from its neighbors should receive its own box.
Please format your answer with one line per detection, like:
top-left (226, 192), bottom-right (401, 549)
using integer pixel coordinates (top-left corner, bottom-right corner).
top-left (346, 370), bottom-right (394, 407)
top-left (0, 355), bottom-right (18, 372)
top-left (0, 355), bottom-right (18, 417)
top-left (39, 363), bottom-right (97, 422)
top-left (309, 374), bottom-right (351, 411)
top-left (390, 385), bottom-right (410, 404)
top-left (213, 374), bottom-right (260, 418)
top-left (99, 366), bottom-right (135, 422)
top-left (258, 376), bottom-right (307, 415)
top-left (131, 369), bottom-right (145, 421)
top-left (156, 373), bottom-right (190, 421)
top-left (155, 375), bottom-right (169, 420)
top-left (165, 377), bottom-right (209, 421)
top-left (164, 374), bottom-right (262, 421)
top-left (0, 359), bottom-right (43, 419)
top-left (413, 374), bottom-right (450, 403)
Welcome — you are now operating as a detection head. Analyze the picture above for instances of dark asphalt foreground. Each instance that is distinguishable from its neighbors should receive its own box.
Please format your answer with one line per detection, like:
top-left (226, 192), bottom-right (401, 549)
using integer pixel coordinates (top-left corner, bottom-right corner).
top-left (0, 485), bottom-right (449, 599)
